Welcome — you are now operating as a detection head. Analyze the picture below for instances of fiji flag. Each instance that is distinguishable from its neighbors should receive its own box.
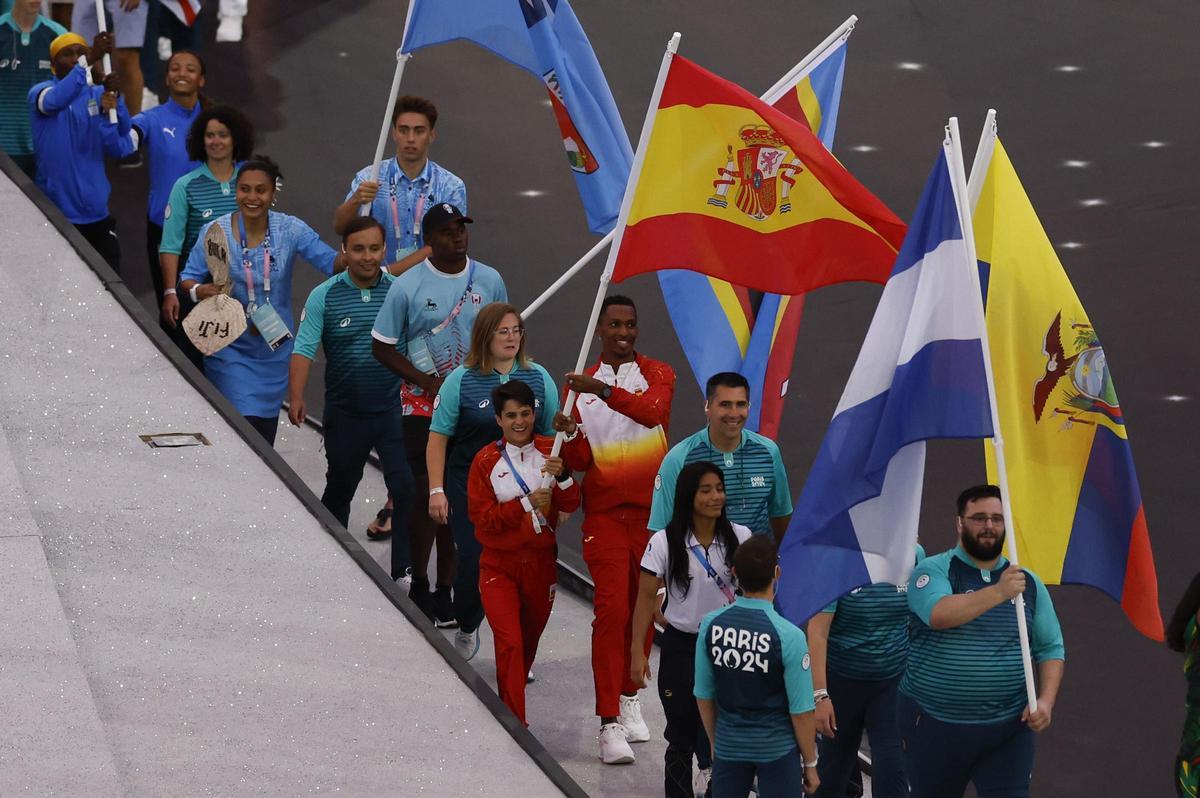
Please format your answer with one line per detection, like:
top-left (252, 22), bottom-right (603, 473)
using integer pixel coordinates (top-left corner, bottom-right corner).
top-left (658, 34), bottom-right (869, 437)
top-left (402, 0), bottom-right (633, 234)
top-left (776, 145), bottom-right (994, 625)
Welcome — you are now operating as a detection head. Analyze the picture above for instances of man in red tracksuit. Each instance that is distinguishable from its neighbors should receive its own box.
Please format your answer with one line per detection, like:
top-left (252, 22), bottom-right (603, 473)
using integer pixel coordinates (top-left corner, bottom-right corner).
top-left (552, 295), bottom-right (675, 765)
top-left (468, 379), bottom-right (580, 726)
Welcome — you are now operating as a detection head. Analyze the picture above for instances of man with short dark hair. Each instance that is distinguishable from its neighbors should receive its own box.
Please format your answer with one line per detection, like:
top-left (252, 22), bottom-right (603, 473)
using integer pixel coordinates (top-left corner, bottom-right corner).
top-left (900, 484), bottom-right (1065, 798)
top-left (648, 371), bottom-right (792, 540)
top-left (551, 294), bottom-right (675, 763)
top-left (287, 217), bottom-right (414, 535)
top-left (695, 534), bottom-right (820, 796)
top-left (333, 94), bottom-right (465, 277)
top-left (371, 202), bottom-right (506, 622)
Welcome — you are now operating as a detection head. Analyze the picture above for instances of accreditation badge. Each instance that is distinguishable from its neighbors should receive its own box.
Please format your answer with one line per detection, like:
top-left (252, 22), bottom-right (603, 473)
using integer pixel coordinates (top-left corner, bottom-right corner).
top-left (249, 303), bottom-right (293, 351)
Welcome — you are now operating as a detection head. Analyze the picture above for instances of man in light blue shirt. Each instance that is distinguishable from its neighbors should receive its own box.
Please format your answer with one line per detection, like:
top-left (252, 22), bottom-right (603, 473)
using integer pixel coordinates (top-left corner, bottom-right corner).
top-left (370, 203), bottom-right (505, 620)
top-left (333, 94), bottom-right (466, 276)
top-left (696, 535), bottom-right (820, 797)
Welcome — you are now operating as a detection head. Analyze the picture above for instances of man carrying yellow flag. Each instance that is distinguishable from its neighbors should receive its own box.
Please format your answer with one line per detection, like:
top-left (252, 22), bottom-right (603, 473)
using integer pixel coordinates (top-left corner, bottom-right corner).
top-left (972, 127), bottom-right (1163, 641)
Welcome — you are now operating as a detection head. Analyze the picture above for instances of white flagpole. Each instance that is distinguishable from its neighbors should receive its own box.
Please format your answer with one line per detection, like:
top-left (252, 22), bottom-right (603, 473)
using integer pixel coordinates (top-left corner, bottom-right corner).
top-left (361, 0), bottom-right (418, 216)
top-left (523, 17), bottom-right (857, 318)
top-left (945, 116), bottom-right (1038, 713)
top-left (92, 0), bottom-right (118, 123)
top-left (761, 14), bottom-right (856, 104)
top-left (540, 31), bottom-right (681, 482)
top-left (521, 231), bottom-right (613, 318)
top-left (967, 109), bottom-right (998, 212)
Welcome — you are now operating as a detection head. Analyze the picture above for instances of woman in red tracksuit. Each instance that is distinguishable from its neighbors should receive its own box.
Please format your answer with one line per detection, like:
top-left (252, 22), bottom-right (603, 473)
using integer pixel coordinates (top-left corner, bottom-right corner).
top-left (467, 378), bottom-right (580, 726)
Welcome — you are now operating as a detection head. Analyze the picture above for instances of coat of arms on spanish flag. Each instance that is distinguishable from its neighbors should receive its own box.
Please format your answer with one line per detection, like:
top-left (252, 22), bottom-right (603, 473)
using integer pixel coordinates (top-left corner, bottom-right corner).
top-left (605, 54), bottom-right (906, 296)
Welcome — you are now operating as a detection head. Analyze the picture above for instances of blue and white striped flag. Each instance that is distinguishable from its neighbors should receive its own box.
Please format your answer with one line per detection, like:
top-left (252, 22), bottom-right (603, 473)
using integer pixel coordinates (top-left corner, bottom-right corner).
top-left (776, 145), bottom-right (994, 625)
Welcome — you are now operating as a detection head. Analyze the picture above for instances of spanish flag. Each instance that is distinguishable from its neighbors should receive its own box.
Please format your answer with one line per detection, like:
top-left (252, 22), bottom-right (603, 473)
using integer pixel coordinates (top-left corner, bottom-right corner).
top-left (974, 136), bottom-right (1163, 640)
top-left (606, 54), bottom-right (905, 295)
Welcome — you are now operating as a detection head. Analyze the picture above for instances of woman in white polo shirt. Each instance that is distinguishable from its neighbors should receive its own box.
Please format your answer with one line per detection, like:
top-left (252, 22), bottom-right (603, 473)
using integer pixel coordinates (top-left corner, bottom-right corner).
top-left (630, 461), bottom-right (752, 797)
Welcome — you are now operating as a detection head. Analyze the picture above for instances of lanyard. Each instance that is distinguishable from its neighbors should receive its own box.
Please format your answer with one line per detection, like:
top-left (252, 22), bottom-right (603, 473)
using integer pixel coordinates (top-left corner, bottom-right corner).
top-left (497, 441), bottom-right (548, 532)
top-left (688, 543), bottom-right (737, 604)
top-left (237, 212), bottom-right (272, 309)
top-left (427, 261), bottom-right (477, 338)
top-left (389, 164), bottom-right (428, 257)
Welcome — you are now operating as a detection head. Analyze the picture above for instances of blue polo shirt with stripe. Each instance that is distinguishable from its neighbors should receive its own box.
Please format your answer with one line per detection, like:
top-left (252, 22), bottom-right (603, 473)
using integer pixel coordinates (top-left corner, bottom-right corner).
top-left (160, 163), bottom-right (237, 261)
top-left (649, 428), bottom-right (792, 535)
top-left (821, 544), bottom-right (926, 681)
top-left (0, 12), bottom-right (65, 159)
top-left (901, 545), bottom-right (1065, 724)
top-left (430, 363), bottom-right (558, 477)
top-left (294, 270), bottom-right (400, 415)
top-left (695, 596), bottom-right (815, 762)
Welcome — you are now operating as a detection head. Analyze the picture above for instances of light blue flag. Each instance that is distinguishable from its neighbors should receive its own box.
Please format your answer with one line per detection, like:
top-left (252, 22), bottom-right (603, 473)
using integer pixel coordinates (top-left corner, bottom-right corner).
top-left (776, 147), bottom-right (994, 626)
top-left (402, 0), bottom-right (632, 234)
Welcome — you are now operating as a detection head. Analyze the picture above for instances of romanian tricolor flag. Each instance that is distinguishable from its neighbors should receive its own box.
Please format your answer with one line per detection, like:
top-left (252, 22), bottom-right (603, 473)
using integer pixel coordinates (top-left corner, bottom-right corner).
top-left (659, 35), bottom-right (854, 437)
top-left (973, 135), bottom-right (1164, 640)
top-left (606, 53), bottom-right (905, 296)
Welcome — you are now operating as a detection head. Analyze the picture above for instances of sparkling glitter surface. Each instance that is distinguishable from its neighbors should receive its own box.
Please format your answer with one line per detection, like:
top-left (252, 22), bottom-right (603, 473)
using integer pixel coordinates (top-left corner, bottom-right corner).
top-left (0, 181), bottom-right (561, 795)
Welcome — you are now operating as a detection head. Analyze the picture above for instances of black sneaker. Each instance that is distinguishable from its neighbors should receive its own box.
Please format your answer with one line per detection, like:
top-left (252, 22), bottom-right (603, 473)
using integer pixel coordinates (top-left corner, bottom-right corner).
top-left (433, 586), bottom-right (458, 628)
top-left (409, 578), bottom-right (435, 623)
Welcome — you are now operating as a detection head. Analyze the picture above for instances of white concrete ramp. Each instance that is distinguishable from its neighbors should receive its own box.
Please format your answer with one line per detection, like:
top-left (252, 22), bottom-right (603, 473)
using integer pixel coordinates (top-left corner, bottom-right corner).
top-left (0, 165), bottom-right (566, 795)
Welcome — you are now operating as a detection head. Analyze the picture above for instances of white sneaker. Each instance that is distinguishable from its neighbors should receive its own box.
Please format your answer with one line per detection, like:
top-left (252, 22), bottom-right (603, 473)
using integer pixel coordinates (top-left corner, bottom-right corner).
top-left (598, 723), bottom-right (635, 765)
top-left (454, 628), bottom-right (480, 661)
top-left (141, 87), bottom-right (160, 111)
top-left (215, 15), bottom-right (244, 42)
top-left (692, 766), bottom-right (711, 797)
top-left (395, 568), bottom-right (412, 589)
top-left (618, 694), bottom-right (650, 742)
top-left (157, 36), bottom-right (172, 61)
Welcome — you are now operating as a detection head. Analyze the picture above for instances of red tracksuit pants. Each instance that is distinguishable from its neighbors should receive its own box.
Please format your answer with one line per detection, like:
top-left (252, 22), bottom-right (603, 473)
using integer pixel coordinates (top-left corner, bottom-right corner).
top-left (582, 514), bottom-right (655, 718)
top-left (479, 546), bottom-right (558, 726)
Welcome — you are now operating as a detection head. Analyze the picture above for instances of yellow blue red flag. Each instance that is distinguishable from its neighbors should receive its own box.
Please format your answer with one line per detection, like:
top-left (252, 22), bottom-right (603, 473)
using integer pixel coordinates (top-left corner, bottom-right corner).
top-left (973, 136), bottom-right (1163, 640)
top-left (608, 53), bottom-right (903, 298)
top-left (658, 37), bottom-right (854, 437)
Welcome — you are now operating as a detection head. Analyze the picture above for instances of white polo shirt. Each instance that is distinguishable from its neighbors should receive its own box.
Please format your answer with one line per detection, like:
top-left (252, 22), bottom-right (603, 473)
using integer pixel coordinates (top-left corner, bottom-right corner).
top-left (640, 523), bottom-right (753, 633)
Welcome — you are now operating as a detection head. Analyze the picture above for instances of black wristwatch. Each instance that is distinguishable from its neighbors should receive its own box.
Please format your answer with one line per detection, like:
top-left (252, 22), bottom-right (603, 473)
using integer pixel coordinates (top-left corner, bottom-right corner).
top-left (600, 386), bottom-right (613, 400)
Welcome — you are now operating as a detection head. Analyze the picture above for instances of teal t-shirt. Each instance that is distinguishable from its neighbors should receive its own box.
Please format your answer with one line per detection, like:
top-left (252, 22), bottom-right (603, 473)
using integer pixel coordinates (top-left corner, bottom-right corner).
top-left (695, 596), bottom-right (814, 763)
top-left (901, 546), bottom-right (1065, 724)
top-left (160, 163), bottom-right (238, 262)
top-left (294, 270), bottom-right (400, 415)
top-left (431, 362), bottom-right (558, 477)
top-left (0, 13), bottom-right (65, 157)
top-left (821, 544), bottom-right (926, 681)
top-left (649, 428), bottom-right (792, 535)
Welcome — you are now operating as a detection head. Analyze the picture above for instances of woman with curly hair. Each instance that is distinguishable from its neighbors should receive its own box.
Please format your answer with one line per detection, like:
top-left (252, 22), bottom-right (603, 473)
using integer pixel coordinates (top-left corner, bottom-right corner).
top-left (157, 104), bottom-right (254, 366)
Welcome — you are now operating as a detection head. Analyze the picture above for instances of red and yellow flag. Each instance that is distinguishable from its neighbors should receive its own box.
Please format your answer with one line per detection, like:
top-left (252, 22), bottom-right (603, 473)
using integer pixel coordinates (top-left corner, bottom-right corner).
top-left (608, 55), bottom-right (906, 295)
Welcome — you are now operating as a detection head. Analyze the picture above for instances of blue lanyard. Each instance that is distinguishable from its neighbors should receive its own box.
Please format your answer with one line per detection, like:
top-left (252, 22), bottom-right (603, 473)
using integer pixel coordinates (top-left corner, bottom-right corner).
top-left (497, 441), bottom-right (548, 531)
top-left (236, 212), bottom-right (272, 308)
top-left (688, 543), bottom-right (737, 604)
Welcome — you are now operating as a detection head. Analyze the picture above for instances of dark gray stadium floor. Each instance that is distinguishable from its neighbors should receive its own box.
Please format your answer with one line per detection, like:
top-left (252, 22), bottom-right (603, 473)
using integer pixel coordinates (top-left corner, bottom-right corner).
top-left (107, 2), bottom-right (1198, 795)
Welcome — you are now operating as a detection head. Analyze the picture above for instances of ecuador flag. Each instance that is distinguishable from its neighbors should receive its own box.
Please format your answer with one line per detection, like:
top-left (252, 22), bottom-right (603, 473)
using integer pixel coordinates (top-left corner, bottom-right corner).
top-left (974, 137), bottom-right (1163, 640)
top-left (607, 55), bottom-right (905, 295)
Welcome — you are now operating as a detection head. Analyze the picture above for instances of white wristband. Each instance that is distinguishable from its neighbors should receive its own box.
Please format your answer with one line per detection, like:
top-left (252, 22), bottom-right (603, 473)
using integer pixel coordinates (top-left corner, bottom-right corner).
top-left (813, 688), bottom-right (829, 699)
top-left (429, 487), bottom-right (445, 496)
top-left (803, 756), bottom-right (819, 769)
top-left (189, 284), bottom-right (199, 303)
top-left (163, 288), bottom-right (177, 297)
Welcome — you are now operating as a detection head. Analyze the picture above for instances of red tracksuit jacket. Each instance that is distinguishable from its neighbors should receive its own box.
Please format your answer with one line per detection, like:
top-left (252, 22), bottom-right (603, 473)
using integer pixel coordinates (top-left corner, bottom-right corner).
top-left (468, 435), bottom-right (581, 549)
top-left (561, 353), bottom-right (675, 518)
